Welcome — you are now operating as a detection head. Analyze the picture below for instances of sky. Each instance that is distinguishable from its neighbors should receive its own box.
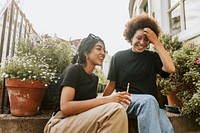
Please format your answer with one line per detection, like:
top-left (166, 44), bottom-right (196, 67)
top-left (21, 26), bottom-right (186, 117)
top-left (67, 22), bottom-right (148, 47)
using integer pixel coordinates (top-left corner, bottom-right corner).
top-left (20, 0), bottom-right (131, 56)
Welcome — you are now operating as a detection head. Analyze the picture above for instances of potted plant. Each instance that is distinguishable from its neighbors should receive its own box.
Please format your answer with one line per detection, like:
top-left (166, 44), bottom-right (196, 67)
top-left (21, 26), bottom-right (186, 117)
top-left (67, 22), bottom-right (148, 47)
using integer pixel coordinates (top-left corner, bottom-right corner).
top-left (14, 38), bottom-right (75, 110)
top-left (1, 54), bottom-right (55, 116)
top-left (1, 38), bottom-right (74, 116)
top-left (16, 39), bottom-right (74, 83)
top-left (158, 43), bottom-right (200, 125)
top-left (175, 44), bottom-right (200, 125)
top-left (156, 34), bottom-right (183, 107)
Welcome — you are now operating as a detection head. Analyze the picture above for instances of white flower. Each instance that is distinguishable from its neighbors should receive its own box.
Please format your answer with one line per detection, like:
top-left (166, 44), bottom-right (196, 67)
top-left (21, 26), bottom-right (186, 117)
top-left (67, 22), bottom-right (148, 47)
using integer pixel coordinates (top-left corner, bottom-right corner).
top-left (4, 74), bottom-right (9, 78)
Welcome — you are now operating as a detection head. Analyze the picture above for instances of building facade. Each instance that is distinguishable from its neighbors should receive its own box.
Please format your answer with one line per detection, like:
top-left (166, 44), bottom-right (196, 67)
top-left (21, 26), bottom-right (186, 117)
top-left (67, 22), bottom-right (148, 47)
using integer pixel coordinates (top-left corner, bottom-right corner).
top-left (129, 0), bottom-right (200, 43)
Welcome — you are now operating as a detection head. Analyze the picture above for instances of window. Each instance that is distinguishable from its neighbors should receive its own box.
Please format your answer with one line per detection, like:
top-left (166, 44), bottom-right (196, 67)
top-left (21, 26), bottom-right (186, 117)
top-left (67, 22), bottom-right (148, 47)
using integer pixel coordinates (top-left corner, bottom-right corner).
top-left (168, 0), bottom-right (200, 36)
top-left (168, 0), bottom-right (187, 35)
top-left (169, 5), bottom-right (181, 35)
top-left (170, 0), bottom-right (179, 7)
top-left (143, 2), bottom-right (148, 13)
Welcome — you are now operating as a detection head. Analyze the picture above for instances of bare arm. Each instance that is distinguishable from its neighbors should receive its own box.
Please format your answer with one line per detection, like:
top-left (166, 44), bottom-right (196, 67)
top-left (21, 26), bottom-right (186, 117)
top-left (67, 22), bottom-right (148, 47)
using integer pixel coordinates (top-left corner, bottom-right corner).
top-left (60, 86), bottom-right (130, 116)
top-left (154, 41), bottom-right (175, 73)
top-left (103, 80), bottom-right (116, 96)
top-left (144, 28), bottom-right (175, 73)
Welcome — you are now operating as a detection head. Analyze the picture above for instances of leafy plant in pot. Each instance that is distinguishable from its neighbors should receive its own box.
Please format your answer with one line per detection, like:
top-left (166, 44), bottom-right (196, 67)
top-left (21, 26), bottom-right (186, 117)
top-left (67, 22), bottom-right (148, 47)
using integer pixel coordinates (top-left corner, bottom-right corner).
top-left (16, 39), bottom-right (74, 83)
top-left (1, 38), bottom-right (74, 116)
top-left (159, 43), bottom-right (200, 125)
top-left (1, 53), bottom-right (56, 116)
top-left (14, 38), bottom-right (75, 110)
top-left (175, 44), bottom-right (200, 125)
top-left (156, 34), bottom-right (183, 108)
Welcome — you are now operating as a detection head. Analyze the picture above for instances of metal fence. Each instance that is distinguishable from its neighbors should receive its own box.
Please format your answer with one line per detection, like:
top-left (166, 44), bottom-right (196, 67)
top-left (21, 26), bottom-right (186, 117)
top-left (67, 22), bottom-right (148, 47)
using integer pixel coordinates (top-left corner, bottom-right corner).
top-left (0, 0), bottom-right (40, 65)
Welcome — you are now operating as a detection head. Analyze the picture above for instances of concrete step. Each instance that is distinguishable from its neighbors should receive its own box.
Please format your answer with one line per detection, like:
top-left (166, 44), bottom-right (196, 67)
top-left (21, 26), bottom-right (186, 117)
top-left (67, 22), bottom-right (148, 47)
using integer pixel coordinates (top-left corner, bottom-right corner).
top-left (0, 110), bottom-right (51, 133)
top-left (129, 112), bottom-right (200, 133)
top-left (0, 110), bottom-right (200, 133)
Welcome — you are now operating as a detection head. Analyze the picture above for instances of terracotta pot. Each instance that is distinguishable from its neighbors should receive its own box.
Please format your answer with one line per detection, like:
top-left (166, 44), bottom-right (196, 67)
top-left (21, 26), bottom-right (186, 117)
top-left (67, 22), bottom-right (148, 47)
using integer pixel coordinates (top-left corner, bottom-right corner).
top-left (166, 83), bottom-right (189, 107)
top-left (157, 86), bottom-right (168, 107)
top-left (5, 79), bottom-right (48, 116)
top-left (167, 91), bottom-right (182, 107)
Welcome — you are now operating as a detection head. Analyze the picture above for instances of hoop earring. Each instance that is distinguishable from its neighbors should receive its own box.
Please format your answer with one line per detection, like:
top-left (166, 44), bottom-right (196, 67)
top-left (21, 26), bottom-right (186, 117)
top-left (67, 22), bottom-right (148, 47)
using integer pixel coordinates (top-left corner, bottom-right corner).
top-left (86, 55), bottom-right (89, 60)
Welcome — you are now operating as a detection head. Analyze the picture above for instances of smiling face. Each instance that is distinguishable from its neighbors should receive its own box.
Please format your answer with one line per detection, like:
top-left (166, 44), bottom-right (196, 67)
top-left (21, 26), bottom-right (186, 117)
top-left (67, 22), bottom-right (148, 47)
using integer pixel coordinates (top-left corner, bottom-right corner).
top-left (131, 29), bottom-right (150, 53)
top-left (86, 41), bottom-right (105, 66)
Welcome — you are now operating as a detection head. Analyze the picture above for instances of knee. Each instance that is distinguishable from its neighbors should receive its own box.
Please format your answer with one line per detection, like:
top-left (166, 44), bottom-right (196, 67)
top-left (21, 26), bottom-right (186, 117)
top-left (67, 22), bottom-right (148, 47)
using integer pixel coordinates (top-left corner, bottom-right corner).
top-left (106, 103), bottom-right (127, 116)
top-left (106, 102), bottom-right (125, 111)
top-left (141, 95), bottom-right (159, 108)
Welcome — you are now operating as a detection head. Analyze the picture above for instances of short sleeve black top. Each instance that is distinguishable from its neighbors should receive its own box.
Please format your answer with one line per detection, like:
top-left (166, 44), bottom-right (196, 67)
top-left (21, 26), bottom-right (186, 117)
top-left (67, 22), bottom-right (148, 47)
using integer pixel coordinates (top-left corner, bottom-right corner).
top-left (107, 48), bottom-right (169, 101)
top-left (60, 64), bottom-right (98, 100)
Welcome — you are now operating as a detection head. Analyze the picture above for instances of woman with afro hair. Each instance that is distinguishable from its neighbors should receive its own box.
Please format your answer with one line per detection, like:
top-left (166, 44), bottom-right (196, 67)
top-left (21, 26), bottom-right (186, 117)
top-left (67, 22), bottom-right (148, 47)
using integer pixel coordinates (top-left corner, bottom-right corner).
top-left (103, 14), bottom-right (175, 133)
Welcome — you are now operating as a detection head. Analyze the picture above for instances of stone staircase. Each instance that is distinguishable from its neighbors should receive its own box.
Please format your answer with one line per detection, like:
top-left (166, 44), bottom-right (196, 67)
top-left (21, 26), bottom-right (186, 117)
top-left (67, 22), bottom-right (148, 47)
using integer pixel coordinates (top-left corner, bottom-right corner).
top-left (0, 109), bottom-right (200, 133)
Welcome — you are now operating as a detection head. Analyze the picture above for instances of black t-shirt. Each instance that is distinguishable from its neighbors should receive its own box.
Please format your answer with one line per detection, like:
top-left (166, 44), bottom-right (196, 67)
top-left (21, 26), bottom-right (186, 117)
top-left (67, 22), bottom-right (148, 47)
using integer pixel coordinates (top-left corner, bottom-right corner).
top-left (60, 64), bottom-right (98, 100)
top-left (54, 64), bottom-right (98, 112)
top-left (108, 48), bottom-right (169, 102)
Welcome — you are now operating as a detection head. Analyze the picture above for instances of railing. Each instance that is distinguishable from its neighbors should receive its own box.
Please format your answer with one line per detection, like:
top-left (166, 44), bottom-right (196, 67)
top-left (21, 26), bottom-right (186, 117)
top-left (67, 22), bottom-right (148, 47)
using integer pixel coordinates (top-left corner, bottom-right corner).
top-left (0, 0), bottom-right (40, 65)
top-left (0, 0), bottom-right (12, 17)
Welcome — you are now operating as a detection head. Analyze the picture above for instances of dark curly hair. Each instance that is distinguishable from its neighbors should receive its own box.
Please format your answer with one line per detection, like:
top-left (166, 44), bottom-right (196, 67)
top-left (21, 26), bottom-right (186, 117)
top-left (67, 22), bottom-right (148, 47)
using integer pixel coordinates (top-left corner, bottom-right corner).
top-left (123, 14), bottom-right (161, 44)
